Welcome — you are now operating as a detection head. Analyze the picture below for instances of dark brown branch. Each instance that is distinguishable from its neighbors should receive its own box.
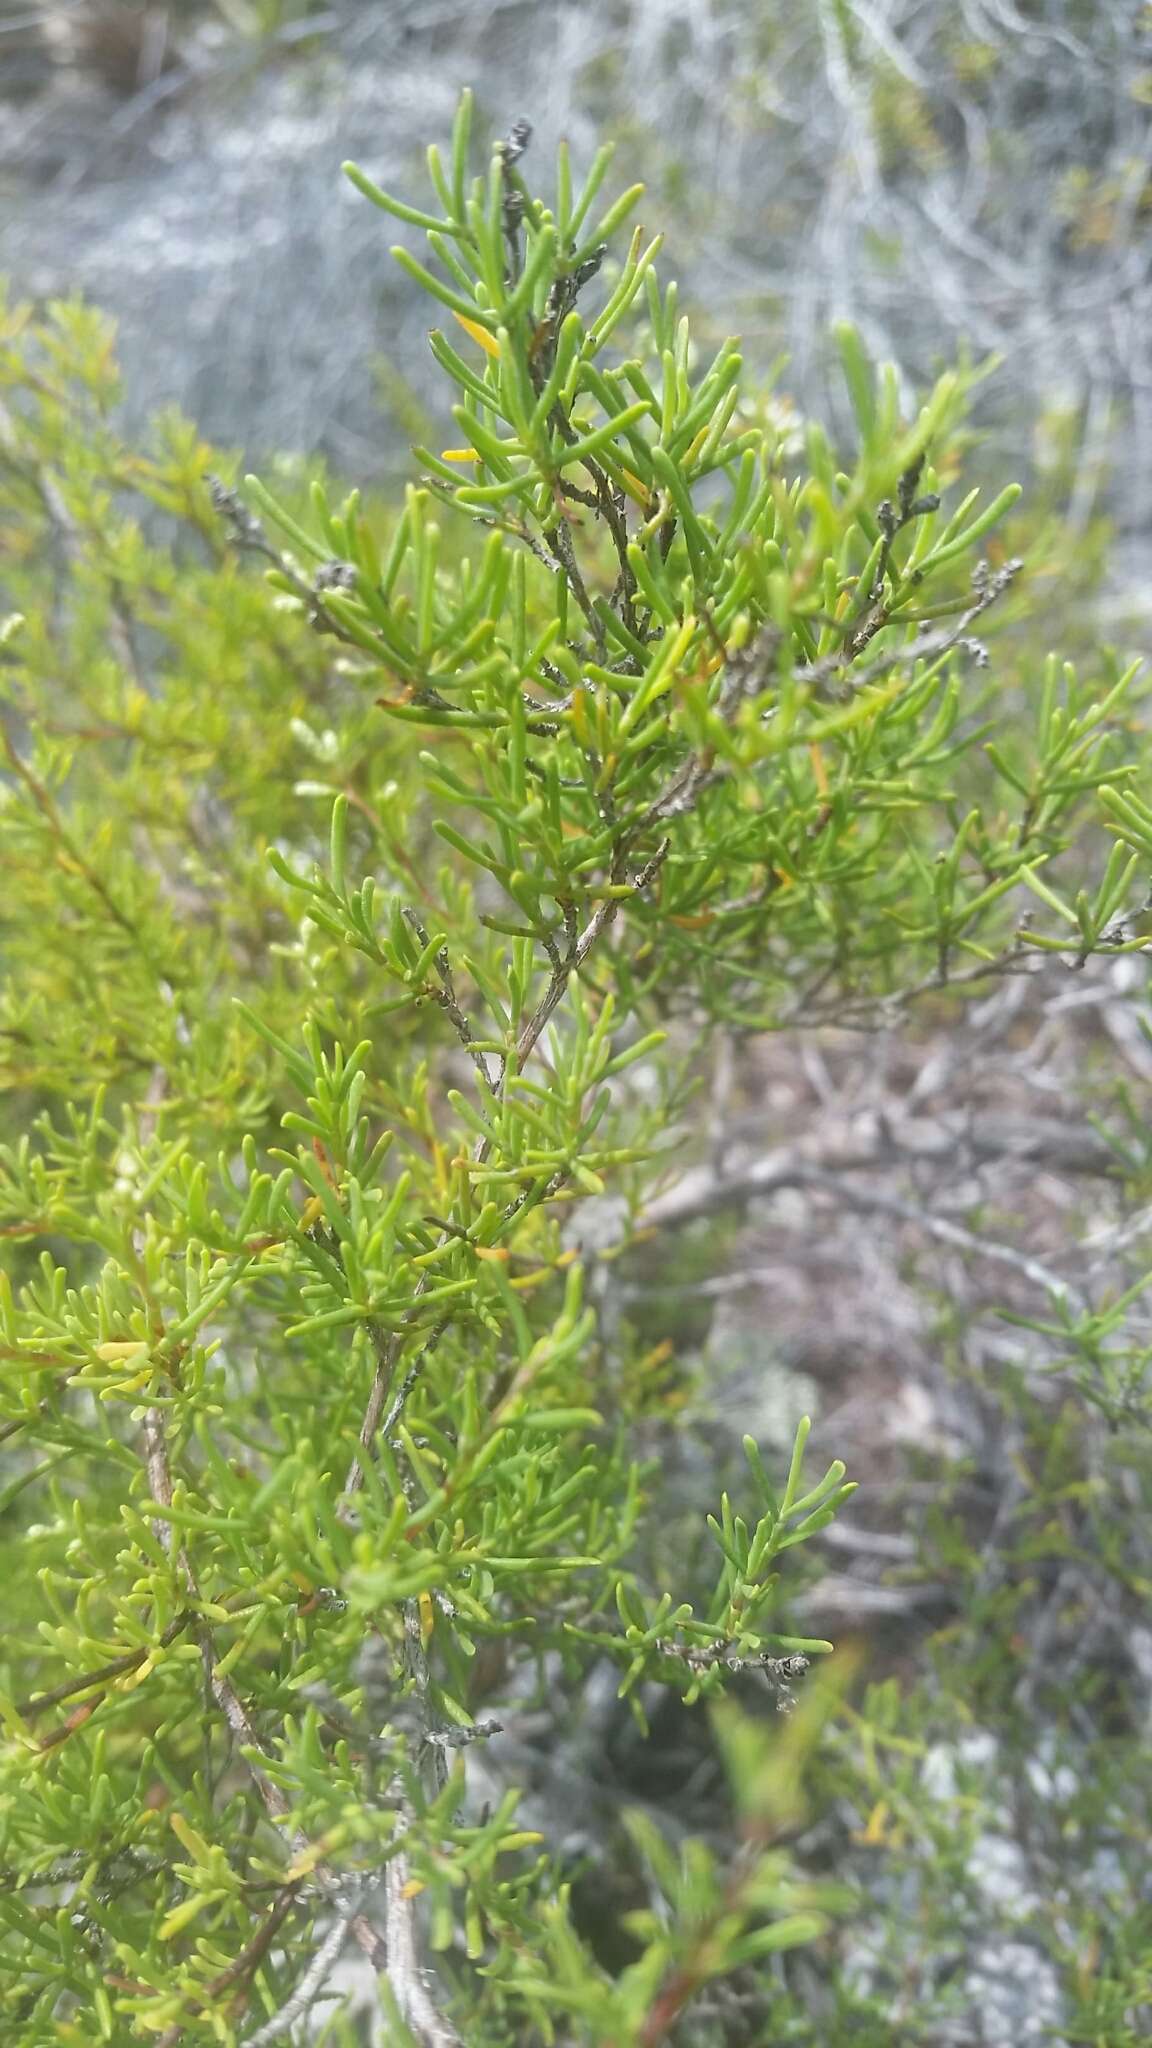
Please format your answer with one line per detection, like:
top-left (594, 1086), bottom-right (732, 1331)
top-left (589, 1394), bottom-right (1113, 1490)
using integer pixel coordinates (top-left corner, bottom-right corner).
top-left (152, 1887), bottom-right (303, 2048)
top-left (16, 1612), bottom-right (194, 1722)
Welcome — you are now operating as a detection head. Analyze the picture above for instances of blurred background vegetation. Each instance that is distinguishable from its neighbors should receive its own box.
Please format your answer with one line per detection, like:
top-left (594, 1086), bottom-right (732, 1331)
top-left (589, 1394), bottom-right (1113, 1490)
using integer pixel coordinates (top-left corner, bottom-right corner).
top-left (3, 2), bottom-right (1149, 587)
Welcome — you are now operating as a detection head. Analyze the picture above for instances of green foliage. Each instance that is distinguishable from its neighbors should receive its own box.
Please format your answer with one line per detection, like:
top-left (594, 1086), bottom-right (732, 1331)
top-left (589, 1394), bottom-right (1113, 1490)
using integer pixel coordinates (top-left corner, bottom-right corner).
top-left (1, 96), bottom-right (1149, 2044)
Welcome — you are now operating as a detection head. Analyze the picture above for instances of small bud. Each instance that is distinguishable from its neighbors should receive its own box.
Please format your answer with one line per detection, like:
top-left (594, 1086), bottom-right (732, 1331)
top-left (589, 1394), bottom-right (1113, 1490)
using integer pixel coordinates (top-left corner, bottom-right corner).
top-left (204, 472), bottom-right (262, 545)
top-left (572, 243), bottom-right (608, 292)
top-left (499, 118), bottom-right (532, 166)
top-left (314, 560), bottom-right (357, 593)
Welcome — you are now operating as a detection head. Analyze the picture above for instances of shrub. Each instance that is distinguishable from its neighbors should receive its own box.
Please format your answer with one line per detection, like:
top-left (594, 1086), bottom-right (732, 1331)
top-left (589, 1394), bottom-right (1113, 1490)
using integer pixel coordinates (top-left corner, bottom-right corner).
top-left (1, 96), bottom-right (1147, 2045)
